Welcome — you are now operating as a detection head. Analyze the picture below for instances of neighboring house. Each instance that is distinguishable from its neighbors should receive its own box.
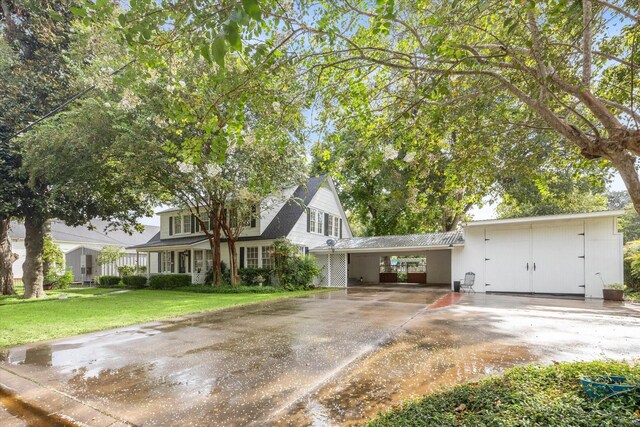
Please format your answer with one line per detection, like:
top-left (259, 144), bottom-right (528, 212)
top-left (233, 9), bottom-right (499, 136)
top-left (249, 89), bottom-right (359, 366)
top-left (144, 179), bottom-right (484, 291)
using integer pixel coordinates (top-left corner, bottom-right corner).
top-left (311, 210), bottom-right (624, 298)
top-left (129, 175), bottom-right (353, 284)
top-left (9, 220), bottom-right (160, 283)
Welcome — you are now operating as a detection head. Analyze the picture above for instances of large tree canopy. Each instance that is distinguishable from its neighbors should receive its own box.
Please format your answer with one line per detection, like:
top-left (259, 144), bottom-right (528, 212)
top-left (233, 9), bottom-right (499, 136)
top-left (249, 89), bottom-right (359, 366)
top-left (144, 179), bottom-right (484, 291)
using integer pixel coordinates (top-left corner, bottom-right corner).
top-left (284, 0), bottom-right (640, 215)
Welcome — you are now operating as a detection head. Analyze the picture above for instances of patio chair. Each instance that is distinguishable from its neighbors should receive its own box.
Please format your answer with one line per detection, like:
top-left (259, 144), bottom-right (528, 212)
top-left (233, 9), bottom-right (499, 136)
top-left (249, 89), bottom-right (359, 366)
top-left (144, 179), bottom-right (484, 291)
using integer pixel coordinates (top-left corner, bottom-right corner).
top-left (459, 272), bottom-right (476, 293)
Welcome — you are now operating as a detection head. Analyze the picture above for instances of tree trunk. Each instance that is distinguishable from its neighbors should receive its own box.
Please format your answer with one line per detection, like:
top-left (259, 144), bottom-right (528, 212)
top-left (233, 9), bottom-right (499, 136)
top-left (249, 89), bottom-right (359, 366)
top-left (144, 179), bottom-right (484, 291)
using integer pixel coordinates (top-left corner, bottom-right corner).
top-left (227, 238), bottom-right (239, 287)
top-left (0, 216), bottom-right (17, 295)
top-left (22, 212), bottom-right (47, 299)
top-left (608, 150), bottom-right (640, 215)
top-left (213, 217), bottom-right (222, 287)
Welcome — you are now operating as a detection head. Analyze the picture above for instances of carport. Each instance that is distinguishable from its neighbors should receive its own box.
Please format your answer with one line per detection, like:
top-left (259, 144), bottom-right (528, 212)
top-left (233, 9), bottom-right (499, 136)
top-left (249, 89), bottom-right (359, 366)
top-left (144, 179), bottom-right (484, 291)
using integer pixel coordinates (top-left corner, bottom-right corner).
top-left (310, 232), bottom-right (464, 287)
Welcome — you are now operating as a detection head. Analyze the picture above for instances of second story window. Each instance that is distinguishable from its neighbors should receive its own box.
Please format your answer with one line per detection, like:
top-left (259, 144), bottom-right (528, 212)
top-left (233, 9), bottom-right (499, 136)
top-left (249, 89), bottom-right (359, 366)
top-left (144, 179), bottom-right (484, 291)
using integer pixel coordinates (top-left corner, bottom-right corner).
top-left (172, 213), bottom-right (193, 235)
top-left (309, 208), bottom-right (324, 234)
top-left (174, 215), bottom-right (182, 234)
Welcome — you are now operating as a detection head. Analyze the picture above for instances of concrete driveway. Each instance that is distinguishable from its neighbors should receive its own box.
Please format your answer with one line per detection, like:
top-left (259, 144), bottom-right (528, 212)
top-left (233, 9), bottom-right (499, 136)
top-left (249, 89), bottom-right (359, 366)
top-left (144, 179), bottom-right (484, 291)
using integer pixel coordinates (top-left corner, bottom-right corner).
top-left (1, 286), bottom-right (639, 426)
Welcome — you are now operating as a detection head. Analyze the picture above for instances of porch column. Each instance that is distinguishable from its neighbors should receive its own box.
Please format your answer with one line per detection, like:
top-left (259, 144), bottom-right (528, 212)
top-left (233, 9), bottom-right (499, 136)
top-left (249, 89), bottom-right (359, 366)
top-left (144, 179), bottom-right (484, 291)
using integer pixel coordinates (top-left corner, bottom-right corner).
top-left (146, 251), bottom-right (150, 278)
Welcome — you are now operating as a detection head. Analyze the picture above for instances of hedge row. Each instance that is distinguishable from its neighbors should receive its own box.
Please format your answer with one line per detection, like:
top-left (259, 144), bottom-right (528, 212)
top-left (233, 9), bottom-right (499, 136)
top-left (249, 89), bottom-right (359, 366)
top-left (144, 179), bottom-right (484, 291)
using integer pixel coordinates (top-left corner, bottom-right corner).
top-left (96, 276), bottom-right (121, 288)
top-left (148, 274), bottom-right (192, 289)
top-left (122, 275), bottom-right (148, 289)
top-left (238, 268), bottom-right (273, 286)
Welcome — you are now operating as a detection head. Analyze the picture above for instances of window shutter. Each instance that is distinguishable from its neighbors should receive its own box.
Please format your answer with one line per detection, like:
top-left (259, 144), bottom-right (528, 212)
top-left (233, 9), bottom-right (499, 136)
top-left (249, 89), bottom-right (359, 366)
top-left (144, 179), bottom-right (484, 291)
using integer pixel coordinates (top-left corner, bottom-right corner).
top-left (251, 205), bottom-right (257, 228)
top-left (324, 213), bottom-right (329, 236)
top-left (306, 208), bottom-right (311, 232)
top-left (304, 247), bottom-right (309, 255)
top-left (170, 251), bottom-right (175, 273)
top-left (169, 217), bottom-right (173, 236)
top-left (191, 214), bottom-right (195, 233)
top-left (339, 218), bottom-right (343, 238)
top-left (240, 247), bottom-right (245, 269)
top-left (158, 253), bottom-right (161, 273)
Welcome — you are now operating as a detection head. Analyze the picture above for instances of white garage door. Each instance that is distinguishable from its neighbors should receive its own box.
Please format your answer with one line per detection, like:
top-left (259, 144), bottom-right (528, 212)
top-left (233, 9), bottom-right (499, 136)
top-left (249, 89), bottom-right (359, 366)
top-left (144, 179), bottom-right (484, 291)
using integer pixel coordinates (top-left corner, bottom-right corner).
top-left (485, 227), bottom-right (531, 293)
top-left (531, 224), bottom-right (585, 294)
top-left (485, 224), bottom-right (585, 295)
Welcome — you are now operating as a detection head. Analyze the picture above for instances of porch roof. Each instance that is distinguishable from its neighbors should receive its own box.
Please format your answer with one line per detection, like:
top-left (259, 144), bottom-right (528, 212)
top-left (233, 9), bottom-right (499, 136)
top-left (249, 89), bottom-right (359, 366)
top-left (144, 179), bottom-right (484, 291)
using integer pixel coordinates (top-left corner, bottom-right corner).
top-left (128, 232), bottom-right (208, 250)
top-left (310, 231), bottom-right (464, 253)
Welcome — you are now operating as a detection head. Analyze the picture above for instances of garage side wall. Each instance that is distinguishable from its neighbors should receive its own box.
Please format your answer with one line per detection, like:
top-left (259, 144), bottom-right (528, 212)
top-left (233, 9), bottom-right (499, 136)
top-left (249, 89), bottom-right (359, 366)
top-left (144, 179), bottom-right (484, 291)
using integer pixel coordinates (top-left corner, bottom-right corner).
top-left (585, 217), bottom-right (623, 298)
top-left (452, 227), bottom-right (486, 291)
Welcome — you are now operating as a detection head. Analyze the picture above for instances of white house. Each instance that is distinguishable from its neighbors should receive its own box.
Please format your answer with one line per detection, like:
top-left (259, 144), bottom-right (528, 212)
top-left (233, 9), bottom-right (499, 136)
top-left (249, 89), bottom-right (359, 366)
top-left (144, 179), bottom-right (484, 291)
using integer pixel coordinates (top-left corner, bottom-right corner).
top-left (311, 210), bottom-right (624, 298)
top-left (9, 220), bottom-right (159, 283)
top-left (129, 175), bottom-right (353, 284)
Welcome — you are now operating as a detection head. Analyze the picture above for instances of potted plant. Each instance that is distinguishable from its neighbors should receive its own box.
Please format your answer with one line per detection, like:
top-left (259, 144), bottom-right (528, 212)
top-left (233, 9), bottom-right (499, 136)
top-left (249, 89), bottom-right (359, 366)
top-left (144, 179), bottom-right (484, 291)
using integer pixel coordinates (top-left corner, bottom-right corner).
top-left (602, 283), bottom-right (625, 301)
top-left (253, 275), bottom-right (265, 287)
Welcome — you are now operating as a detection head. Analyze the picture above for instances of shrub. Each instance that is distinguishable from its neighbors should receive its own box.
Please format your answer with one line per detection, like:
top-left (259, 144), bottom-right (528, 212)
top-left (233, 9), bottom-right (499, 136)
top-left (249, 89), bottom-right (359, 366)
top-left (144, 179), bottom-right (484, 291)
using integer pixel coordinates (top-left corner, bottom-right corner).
top-left (238, 268), bottom-right (273, 286)
top-left (44, 269), bottom-right (74, 290)
top-left (204, 261), bottom-right (231, 286)
top-left (96, 275), bottom-right (121, 288)
top-left (273, 239), bottom-right (321, 290)
top-left (148, 274), bottom-right (192, 289)
top-left (624, 240), bottom-right (640, 290)
top-left (122, 275), bottom-right (147, 289)
top-left (117, 265), bottom-right (136, 277)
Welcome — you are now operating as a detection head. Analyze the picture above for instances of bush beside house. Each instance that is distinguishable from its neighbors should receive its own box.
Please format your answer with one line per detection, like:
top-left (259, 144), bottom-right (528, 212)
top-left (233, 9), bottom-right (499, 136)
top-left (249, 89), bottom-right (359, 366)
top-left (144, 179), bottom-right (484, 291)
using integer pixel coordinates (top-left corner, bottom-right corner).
top-left (149, 274), bottom-right (192, 289)
top-left (273, 239), bottom-right (321, 290)
top-left (122, 275), bottom-right (148, 289)
top-left (96, 275), bottom-right (122, 288)
top-left (239, 268), bottom-right (273, 286)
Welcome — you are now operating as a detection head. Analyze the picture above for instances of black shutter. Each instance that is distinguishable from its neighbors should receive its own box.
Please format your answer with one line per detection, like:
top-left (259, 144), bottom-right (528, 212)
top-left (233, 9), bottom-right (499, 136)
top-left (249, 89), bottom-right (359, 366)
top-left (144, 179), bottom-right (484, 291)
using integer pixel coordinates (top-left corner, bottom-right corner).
top-left (170, 251), bottom-right (175, 273)
top-left (324, 213), bottom-right (329, 236)
top-left (250, 205), bottom-right (257, 228)
top-left (240, 247), bottom-right (245, 269)
top-left (191, 214), bottom-right (195, 233)
top-left (169, 217), bottom-right (173, 236)
top-left (339, 218), bottom-right (343, 238)
top-left (157, 252), bottom-right (161, 273)
top-left (304, 247), bottom-right (309, 255)
top-left (306, 208), bottom-right (311, 232)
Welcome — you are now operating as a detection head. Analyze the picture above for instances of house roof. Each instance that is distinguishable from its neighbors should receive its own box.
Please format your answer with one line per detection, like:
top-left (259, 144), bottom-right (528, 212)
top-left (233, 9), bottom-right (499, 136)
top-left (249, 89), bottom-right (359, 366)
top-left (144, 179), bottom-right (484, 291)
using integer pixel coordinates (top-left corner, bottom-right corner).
top-left (310, 231), bottom-right (464, 253)
top-left (129, 175), bottom-right (327, 250)
top-left (465, 210), bottom-right (625, 227)
top-left (261, 175), bottom-right (325, 239)
top-left (9, 219), bottom-right (160, 248)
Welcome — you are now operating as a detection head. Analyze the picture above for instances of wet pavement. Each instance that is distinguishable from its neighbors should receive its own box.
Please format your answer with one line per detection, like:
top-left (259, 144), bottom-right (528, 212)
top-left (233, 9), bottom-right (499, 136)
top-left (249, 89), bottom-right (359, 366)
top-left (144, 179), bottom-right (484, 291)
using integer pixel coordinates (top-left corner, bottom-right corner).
top-left (1, 286), bottom-right (639, 426)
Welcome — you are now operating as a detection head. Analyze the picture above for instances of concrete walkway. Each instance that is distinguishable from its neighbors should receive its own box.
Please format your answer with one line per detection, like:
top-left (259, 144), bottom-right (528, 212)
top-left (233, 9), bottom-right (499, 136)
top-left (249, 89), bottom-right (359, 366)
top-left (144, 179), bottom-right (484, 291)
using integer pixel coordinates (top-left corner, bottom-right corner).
top-left (1, 287), bottom-right (639, 426)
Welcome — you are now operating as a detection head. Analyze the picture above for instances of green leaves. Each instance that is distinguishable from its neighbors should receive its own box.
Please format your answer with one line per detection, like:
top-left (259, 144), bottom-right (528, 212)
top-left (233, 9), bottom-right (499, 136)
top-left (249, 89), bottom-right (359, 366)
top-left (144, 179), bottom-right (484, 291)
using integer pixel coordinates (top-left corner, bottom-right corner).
top-left (211, 37), bottom-right (227, 66)
top-left (242, 0), bottom-right (262, 21)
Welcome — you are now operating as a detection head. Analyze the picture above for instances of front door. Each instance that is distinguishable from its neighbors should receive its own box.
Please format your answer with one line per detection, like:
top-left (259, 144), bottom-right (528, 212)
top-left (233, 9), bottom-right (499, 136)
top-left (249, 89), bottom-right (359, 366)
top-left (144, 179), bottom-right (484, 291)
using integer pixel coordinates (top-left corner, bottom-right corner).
top-left (178, 251), bottom-right (191, 274)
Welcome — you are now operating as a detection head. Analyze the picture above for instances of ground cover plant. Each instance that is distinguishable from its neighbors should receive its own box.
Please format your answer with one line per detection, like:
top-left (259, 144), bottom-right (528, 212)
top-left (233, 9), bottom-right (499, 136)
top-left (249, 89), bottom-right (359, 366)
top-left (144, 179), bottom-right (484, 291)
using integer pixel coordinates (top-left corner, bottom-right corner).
top-left (0, 287), bottom-right (333, 348)
top-left (367, 361), bottom-right (640, 427)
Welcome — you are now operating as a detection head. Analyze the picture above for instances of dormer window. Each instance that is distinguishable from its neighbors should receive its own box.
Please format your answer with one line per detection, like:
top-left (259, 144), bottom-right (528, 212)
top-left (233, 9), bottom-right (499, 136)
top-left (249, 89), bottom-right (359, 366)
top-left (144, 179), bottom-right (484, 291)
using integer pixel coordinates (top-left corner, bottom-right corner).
top-left (170, 213), bottom-right (193, 235)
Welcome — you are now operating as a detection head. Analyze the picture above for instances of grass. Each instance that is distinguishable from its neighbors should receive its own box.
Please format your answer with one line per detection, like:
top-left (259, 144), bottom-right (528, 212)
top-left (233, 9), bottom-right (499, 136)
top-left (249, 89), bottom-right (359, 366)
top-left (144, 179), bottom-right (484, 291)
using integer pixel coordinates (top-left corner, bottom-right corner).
top-left (0, 287), bottom-right (333, 348)
top-left (367, 360), bottom-right (640, 427)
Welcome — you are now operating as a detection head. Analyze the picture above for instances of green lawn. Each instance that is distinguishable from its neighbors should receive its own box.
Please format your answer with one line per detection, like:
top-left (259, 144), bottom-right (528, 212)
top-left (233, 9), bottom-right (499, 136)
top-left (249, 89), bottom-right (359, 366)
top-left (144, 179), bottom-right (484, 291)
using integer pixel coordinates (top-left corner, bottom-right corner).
top-left (367, 360), bottom-right (640, 427)
top-left (0, 287), bottom-right (331, 348)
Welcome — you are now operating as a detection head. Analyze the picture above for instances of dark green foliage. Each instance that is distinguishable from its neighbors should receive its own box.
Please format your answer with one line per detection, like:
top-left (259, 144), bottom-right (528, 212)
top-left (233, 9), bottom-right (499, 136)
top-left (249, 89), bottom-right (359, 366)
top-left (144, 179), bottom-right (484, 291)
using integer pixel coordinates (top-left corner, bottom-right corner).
top-left (273, 239), bottom-right (321, 290)
top-left (96, 276), bottom-right (121, 288)
top-left (122, 275), bottom-right (147, 289)
top-left (117, 265), bottom-right (135, 277)
top-left (148, 274), bottom-right (192, 289)
top-left (44, 269), bottom-right (74, 290)
top-left (367, 361), bottom-right (640, 427)
top-left (238, 268), bottom-right (273, 286)
top-left (205, 261), bottom-right (231, 286)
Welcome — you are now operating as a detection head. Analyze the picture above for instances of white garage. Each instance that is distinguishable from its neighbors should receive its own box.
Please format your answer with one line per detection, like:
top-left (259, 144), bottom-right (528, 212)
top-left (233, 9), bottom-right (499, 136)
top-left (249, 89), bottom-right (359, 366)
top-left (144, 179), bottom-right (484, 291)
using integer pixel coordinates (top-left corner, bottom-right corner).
top-left (311, 210), bottom-right (624, 298)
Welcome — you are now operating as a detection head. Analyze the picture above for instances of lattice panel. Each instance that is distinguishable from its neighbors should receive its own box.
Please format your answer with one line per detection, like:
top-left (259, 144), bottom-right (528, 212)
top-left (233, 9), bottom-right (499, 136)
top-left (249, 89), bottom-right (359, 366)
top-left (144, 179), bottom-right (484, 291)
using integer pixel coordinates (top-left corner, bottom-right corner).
top-left (192, 271), bottom-right (206, 285)
top-left (329, 253), bottom-right (347, 288)
top-left (314, 254), bottom-right (328, 286)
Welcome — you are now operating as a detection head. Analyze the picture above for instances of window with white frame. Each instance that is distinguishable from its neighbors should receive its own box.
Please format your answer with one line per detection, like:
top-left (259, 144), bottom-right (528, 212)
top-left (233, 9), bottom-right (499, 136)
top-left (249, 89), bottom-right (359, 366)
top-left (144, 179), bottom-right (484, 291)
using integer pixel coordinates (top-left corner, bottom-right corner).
top-left (174, 215), bottom-right (182, 234)
top-left (172, 214), bottom-right (193, 234)
top-left (261, 246), bottom-right (275, 269)
top-left (246, 247), bottom-right (259, 268)
top-left (161, 251), bottom-right (173, 272)
top-left (309, 208), bottom-right (324, 234)
top-left (327, 214), bottom-right (340, 237)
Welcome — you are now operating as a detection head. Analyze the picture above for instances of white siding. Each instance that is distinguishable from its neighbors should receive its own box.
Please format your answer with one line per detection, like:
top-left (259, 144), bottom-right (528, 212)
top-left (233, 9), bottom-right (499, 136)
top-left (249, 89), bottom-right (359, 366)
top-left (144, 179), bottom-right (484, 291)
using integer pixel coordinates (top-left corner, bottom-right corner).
top-left (287, 185), bottom-right (352, 248)
top-left (454, 217), bottom-right (623, 298)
